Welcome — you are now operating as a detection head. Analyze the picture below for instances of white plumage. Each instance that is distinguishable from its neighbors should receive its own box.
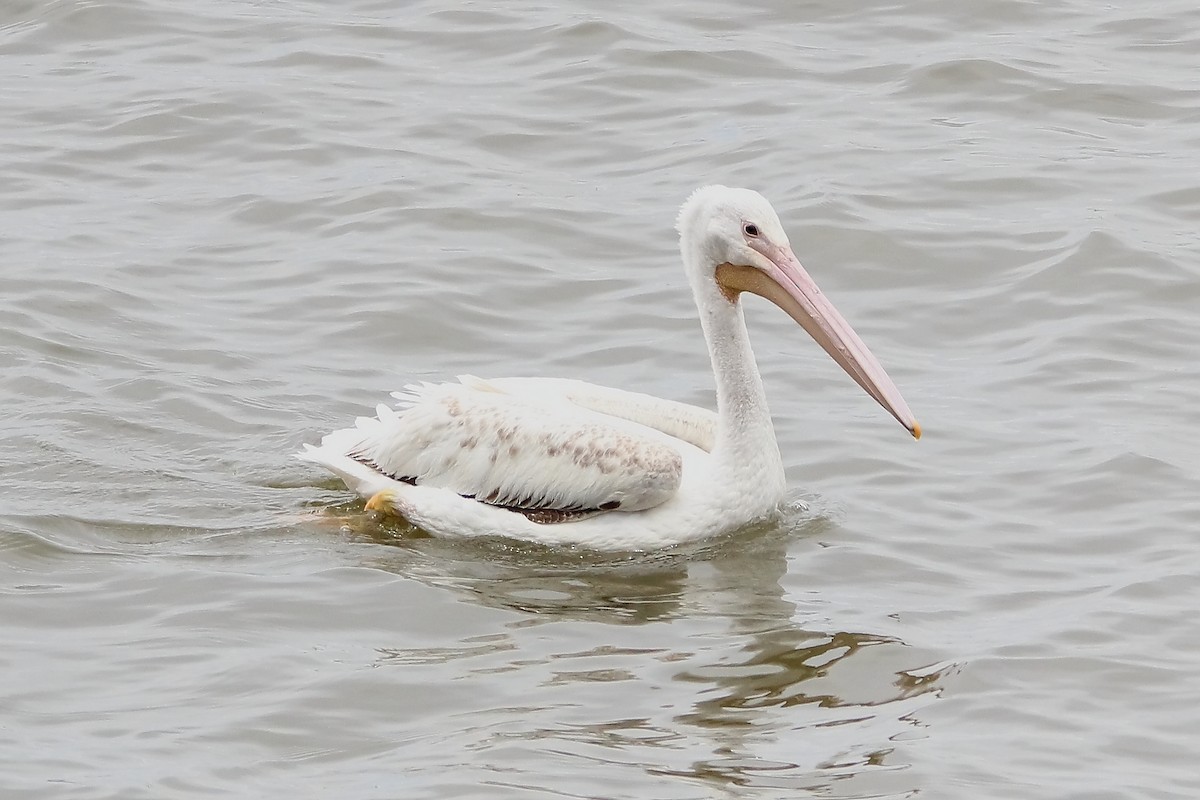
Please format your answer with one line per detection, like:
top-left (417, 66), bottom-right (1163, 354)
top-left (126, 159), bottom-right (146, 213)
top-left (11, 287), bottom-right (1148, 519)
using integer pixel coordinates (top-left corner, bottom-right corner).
top-left (299, 186), bottom-right (920, 550)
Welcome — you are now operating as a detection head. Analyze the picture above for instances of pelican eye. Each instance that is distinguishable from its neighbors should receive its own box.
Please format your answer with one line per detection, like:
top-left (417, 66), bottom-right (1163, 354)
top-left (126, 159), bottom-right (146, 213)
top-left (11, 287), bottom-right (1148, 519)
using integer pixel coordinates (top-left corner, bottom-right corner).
top-left (742, 223), bottom-right (760, 237)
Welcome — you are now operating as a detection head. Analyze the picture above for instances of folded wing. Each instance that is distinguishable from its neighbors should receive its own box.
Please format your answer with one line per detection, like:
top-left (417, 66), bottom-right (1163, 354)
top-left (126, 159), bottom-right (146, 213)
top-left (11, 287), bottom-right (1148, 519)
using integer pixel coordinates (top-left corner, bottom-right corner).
top-left (312, 378), bottom-right (686, 519)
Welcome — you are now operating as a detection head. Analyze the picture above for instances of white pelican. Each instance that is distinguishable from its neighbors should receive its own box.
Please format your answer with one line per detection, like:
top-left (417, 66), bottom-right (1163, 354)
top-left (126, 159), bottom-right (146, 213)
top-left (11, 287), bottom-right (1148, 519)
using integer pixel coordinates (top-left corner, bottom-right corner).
top-left (299, 186), bottom-right (919, 550)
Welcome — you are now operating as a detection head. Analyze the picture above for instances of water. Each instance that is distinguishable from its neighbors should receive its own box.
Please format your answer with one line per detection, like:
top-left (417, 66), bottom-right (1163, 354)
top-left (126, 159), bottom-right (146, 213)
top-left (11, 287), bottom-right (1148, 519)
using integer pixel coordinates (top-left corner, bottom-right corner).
top-left (3, 0), bottom-right (1199, 797)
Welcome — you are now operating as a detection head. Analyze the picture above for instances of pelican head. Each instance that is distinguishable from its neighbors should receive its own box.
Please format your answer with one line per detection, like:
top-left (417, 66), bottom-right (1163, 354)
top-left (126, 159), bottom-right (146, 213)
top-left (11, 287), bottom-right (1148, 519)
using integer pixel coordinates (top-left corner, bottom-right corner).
top-left (677, 185), bottom-right (920, 439)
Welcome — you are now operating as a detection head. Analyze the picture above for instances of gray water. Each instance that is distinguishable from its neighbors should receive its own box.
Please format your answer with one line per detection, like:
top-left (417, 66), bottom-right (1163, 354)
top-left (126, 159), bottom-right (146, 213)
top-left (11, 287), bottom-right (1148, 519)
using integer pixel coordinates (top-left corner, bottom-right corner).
top-left (3, 0), bottom-right (1200, 797)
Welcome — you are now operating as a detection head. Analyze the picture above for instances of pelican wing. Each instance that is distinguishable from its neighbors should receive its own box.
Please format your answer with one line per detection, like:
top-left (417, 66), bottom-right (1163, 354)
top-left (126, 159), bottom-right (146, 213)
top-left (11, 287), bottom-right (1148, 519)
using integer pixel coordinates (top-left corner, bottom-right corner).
top-left (470, 376), bottom-right (717, 452)
top-left (313, 379), bottom-right (684, 518)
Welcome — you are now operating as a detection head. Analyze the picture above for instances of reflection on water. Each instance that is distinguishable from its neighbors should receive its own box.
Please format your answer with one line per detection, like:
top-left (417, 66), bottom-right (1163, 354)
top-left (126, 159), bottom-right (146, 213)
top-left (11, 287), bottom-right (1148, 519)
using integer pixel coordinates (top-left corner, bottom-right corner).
top-left (337, 510), bottom-right (948, 797)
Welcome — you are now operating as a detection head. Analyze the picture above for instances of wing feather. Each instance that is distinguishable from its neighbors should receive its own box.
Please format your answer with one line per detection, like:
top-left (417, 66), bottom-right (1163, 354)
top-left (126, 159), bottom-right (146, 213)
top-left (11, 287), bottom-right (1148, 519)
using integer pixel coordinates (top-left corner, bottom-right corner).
top-left (463, 376), bottom-right (717, 452)
top-left (332, 380), bottom-right (683, 515)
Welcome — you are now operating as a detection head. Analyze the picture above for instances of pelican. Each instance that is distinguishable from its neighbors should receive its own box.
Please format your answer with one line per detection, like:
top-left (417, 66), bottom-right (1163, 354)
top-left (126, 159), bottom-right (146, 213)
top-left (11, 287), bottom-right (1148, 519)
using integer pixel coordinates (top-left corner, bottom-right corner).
top-left (298, 186), bottom-right (919, 550)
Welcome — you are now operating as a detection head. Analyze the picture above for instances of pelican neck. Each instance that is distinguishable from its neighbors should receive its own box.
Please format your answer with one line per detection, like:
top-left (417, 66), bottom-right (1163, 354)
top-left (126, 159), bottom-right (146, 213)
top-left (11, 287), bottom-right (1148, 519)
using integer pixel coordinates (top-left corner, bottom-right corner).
top-left (690, 272), bottom-right (783, 475)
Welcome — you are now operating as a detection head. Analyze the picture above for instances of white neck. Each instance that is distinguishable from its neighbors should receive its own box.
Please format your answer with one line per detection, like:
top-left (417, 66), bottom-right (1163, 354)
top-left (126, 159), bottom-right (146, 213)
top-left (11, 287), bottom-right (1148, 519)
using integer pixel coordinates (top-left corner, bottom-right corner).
top-left (687, 259), bottom-right (785, 485)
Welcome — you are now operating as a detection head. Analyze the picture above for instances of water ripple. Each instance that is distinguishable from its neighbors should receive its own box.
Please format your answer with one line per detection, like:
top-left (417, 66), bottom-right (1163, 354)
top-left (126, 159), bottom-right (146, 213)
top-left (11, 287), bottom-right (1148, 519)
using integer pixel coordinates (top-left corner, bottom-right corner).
top-left (3, 0), bottom-right (1199, 797)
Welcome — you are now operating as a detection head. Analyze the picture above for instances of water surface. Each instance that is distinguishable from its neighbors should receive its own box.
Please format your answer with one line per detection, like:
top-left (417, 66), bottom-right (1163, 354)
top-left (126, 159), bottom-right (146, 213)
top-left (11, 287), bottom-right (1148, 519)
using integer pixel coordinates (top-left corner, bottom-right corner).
top-left (3, 0), bottom-right (1200, 797)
